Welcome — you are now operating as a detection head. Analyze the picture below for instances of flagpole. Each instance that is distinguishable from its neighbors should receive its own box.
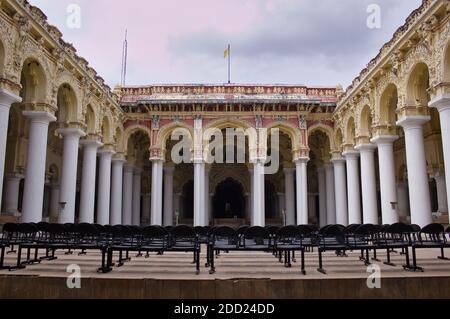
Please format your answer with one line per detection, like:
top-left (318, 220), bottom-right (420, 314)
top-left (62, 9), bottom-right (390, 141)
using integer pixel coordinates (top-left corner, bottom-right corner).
top-left (228, 44), bottom-right (231, 84)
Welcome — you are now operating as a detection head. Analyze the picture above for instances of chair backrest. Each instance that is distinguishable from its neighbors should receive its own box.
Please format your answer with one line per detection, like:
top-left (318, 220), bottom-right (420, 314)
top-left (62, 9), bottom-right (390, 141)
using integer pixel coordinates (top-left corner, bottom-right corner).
top-left (172, 225), bottom-right (196, 238)
top-left (276, 226), bottom-right (301, 243)
top-left (212, 226), bottom-right (238, 246)
top-left (3, 223), bottom-right (20, 240)
top-left (417, 223), bottom-right (446, 243)
top-left (237, 226), bottom-right (249, 236)
top-left (266, 226), bottom-right (281, 237)
top-left (142, 226), bottom-right (169, 239)
top-left (171, 225), bottom-right (198, 247)
top-left (243, 226), bottom-right (270, 248)
top-left (344, 224), bottom-right (361, 235)
top-left (18, 223), bottom-right (38, 242)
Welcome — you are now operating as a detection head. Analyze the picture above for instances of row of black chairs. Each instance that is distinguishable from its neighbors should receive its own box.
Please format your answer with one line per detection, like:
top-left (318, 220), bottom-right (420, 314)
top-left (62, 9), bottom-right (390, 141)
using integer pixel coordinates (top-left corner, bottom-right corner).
top-left (0, 223), bottom-right (201, 274)
top-left (1, 222), bottom-right (449, 275)
top-left (206, 223), bottom-right (450, 274)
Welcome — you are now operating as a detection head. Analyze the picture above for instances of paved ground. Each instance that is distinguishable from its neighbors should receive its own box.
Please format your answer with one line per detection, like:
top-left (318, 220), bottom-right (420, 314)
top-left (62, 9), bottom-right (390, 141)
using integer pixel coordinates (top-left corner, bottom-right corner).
top-left (1, 246), bottom-right (449, 280)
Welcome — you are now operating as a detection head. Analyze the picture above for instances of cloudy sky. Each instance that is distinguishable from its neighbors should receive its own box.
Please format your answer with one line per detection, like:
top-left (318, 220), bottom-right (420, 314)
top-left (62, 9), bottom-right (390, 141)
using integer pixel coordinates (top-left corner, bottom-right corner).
top-left (29, 0), bottom-right (422, 88)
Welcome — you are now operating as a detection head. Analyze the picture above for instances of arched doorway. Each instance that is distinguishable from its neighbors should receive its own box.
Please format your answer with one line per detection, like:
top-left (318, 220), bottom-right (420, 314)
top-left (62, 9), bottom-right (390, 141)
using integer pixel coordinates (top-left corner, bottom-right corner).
top-left (213, 178), bottom-right (245, 220)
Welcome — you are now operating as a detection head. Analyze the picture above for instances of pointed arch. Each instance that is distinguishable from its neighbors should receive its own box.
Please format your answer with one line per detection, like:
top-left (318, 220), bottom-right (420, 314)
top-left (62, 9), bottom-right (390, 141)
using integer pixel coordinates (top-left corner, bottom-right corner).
top-left (379, 83), bottom-right (399, 126)
top-left (157, 122), bottom-right (194, 149)
top-left (20, 57), bottom-right (48, 103)
top-left (406, 62), bottom-right (430, 107)
top-left (123, 125), bottom-right (152, 154)
top-left (307, 123), bottom-right (336, 151)
top-left (359, 105), bottom-right (373, 138)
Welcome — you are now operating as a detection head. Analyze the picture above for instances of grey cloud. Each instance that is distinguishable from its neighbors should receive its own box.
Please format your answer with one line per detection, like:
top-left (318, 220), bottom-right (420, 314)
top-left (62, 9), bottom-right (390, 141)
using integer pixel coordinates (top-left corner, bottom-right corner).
top-left (168, 0), bottom-right (422, 85)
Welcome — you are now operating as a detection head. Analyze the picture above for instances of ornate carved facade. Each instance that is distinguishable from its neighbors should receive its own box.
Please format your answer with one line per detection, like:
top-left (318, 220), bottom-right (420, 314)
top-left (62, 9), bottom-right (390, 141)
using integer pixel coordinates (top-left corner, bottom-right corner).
top-left (0, 0), bottom-right (449, 228)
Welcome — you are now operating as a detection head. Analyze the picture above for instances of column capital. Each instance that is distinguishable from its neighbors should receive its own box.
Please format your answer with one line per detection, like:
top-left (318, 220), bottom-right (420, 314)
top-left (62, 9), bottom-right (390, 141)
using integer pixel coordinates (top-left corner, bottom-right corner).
top-left (56, 127), bottom-right (86, 138)
top-left (331, 156), bottom-right (346, 164)
top-left (429, 93), bottom-right (450, 112)
top-left (164, 166), bottom-right (175, 174)
top-left (0, 88), bottom-right (22, 107)
top-left (150, 158), bottom-right (165, 164)
top-left (98, 145), bottom-right (116, 156)
top-left (22, 111), bottom-right (56, 123)
top-left (355, 143), bottom-right (377, 152)
top-left (371, 135), bottom-right (399, 145)
top-left (80, 139), bottom-right (103, 148)
top-left (294, 157), bottom-right (310, 164)
top-left (342, 149), bottom-right (359, 158)
top-left (124, 164), bottom-right (135, 173)
top-left (283, 167), bottom-right (295, 174)
top-left (396, 115), bottom-right (430, 129)
top-left (112, 154), bottom-right (126, 163)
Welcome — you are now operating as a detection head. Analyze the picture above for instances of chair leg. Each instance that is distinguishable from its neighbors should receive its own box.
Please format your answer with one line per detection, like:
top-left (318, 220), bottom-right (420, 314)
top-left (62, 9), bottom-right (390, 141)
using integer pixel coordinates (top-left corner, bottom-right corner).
top-left (372, 249), bottom-right (380, 262)
top-left (364, 249), bottom-right (371, 266)
top-left (195, 250), bottom-right (200, 275)
top-left (438, 247), bottom-right (449, 261)
top-left (384, 249), bottom-right (395, 267)
top-left (209, 248), bottom-right (216, 274)
top-left (410, 247), bottom-right (423, 272)
top-left (317, 250), bottom-right (326, 274)
top-left (300, 250), bottom-right (306, 275)
top-left (0, 246), bottom-right (9, 270)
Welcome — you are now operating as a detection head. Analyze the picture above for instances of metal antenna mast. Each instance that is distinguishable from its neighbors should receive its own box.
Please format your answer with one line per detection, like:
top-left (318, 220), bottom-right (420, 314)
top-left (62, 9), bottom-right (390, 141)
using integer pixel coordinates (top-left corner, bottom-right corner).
top-left (120, 29), bottom-right (128, 86)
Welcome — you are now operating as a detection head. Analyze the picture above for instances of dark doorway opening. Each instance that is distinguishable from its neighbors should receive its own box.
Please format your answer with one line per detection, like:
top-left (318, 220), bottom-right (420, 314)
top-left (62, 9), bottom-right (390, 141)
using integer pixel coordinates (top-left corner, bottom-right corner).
top-left (182, 180), bottom-right (194, 219)
top-left (213, 178), bottom-right (245, 219)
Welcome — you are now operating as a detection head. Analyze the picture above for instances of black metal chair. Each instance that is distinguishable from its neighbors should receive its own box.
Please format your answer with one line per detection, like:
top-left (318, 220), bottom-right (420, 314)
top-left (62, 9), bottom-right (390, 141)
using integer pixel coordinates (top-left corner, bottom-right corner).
top-left (170, 225), bottom-right (201, 275)
top-left (373, 223), bottom-right (412, 270)
top-left (410, 223), bottom-right (447, 272)
top-left (316, 224), bottom-right (347, 274)
top-left (275, 226), bottom-right (306, 274)
top-left (208, 226), bottom-right (238, 274)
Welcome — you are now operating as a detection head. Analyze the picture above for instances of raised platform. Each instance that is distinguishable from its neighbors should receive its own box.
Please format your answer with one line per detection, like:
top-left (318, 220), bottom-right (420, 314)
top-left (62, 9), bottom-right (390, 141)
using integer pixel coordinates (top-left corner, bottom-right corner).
top-left (0, 248), bottom-right (449, 299)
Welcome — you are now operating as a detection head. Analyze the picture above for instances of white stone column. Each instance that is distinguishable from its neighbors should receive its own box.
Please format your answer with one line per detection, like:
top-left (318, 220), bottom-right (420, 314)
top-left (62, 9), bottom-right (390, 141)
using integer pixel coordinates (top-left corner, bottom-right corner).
top-left (174, 193), bottom-right (182, 225)
top-left (343, 150), bottom-right (361, 224)
top-left (204, 167), bottom-right (210, 226)
top-left (2, 173), bottom-right (23, 215)
top-left (79, 139), bottom-right (102, 223)
top-left (249, 168), bottom-right (254, 225)
top-left (122, 164), bottom-right (134, 225)
top-left (277, 193), bottom-right (285, 219)
top-left (253, 160), bottom-right (265, 227)
top-left (151, 160), bottom-right (164, 226)
top-left (397, 182), bottom-right (409, 219)
top-left (22, 111), bottom-right (56, 223)
top-left (324, 163), bottom-right (336, 225)
top-left (142, 193), bottom-right (151, 225)
top-left (49, 184), bottom-right (60, 221)
top-left (308, 193), bottom-right (317, 224)
top-left (435, 173), bottom-right (448, 213)
top-left (193, 161), bottom-right (205, 227)
top-left (284, 167), bottom-right (296, 225)
top-left (0, 89), bottom-right (21, 212)
top-left (295, 158), bottom-right (309, 225)
top-left (96, 148), bottom-right (114, 225)
top-left (332, 156), bottom-right (348, 226)
top-left (372, 135), bottom-right (400, 224)
top-left (209, 193), bottom-right (214, 223)
top-left (317, 167), bottom-right (327, 227)
top-left (397, 116), bottom-right (432, 227)
top-left (132, 168), bottom-right (142, 226)
top-left (56, 128), bottom-right (85, 224)
top-left (430, 95), bottom-right (450, 223)
top-left (355, 144), bottom-right (379, 225)
top-left (110, 155), bottom-right (125, 225)
top-left (163, 166), bottom-right (175, 226)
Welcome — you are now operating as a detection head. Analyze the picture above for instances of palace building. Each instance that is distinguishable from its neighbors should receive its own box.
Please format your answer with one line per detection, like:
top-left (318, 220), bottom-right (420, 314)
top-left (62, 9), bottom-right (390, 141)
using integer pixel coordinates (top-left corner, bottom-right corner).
top-left (0, 0), bottom-right (450, 230)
